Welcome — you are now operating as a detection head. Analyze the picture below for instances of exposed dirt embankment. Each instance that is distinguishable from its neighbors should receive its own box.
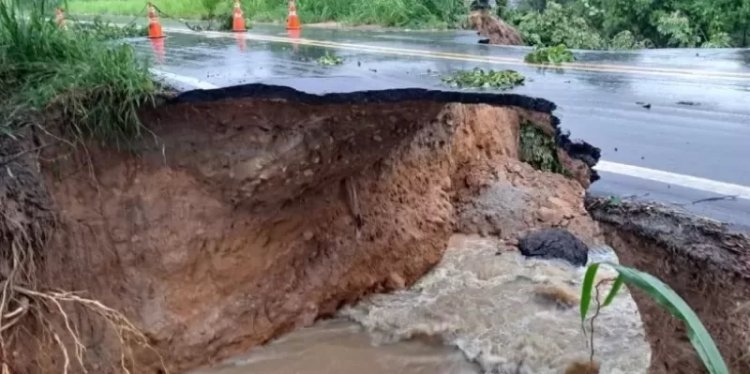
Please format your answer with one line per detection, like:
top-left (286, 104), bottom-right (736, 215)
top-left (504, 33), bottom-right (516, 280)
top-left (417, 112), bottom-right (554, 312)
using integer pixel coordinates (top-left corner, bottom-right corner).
top-left (587, 197), bottom-right (750, 374)
top-left (4, 85), bottom-right (599, 373)
top-left (469, 10), bottom-right (524, 46)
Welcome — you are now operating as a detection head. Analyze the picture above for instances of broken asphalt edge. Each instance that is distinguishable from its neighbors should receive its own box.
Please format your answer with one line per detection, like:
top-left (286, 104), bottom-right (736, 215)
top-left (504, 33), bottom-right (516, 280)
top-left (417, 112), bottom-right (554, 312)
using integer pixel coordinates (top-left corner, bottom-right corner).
top-left (169, 83), bottom-right (602, 183)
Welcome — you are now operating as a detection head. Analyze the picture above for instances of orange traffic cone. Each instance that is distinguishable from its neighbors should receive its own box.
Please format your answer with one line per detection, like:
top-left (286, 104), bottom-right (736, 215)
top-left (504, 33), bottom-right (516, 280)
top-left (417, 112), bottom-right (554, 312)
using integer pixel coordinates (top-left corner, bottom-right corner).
top-left (232, 0), bottom-right (246, 32)
top-left (286, 0), bottom-right (301, 30)
top-left (147, 2), bottom-right (164, 39)
top-left (55, 7), bottom-right (66, 29)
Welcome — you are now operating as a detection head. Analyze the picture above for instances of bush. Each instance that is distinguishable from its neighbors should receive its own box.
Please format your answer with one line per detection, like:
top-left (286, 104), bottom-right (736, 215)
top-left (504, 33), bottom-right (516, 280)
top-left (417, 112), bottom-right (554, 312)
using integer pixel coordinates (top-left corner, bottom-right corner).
top-left (701, 32), bottom-right (733, 48)
top-left (524, 44), bottom-right (575, 64)
top-left (653, 10), bottom-right (700, 47)
top-left (507, 2), bottom-right (606, 50)
top-left (609, 30), bottom-right (649, 50)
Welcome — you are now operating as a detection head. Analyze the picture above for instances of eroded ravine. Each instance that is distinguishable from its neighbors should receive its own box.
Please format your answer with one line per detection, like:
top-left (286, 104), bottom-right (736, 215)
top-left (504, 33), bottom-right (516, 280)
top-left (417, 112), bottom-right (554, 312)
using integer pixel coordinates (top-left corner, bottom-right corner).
top-left (6, 84), bottom-right (744, 374)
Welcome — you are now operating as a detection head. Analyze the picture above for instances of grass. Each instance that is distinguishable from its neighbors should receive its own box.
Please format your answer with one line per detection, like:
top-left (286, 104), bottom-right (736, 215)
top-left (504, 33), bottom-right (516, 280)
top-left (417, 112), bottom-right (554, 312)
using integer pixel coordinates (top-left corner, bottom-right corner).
top-left (581, 263), bottom-right (729, 374)
top-left (0, 0), bottom-right (156, 146)
top-left (67, 0), bottom-right (468, 28)
top-left (525, 44), bottom-right (575, 65)
top-left (442, 68), bottom-right (524, 90)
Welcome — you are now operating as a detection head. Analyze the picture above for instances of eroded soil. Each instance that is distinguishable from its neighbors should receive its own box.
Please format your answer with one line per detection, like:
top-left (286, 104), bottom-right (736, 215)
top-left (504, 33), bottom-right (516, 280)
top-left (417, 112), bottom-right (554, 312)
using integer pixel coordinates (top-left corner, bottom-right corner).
top-left (588, 196), bottom-right (750, 374)
top-left (1, 86), bottom-right (600, 373)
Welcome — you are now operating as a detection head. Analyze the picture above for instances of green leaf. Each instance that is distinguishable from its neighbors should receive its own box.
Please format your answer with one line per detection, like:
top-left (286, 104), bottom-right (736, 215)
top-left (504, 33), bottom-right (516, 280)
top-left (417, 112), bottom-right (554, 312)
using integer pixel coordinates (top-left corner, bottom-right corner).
top-left (603, 263), bottom-right (729, 374)
top-left (580, 263), bottom-right (599, 321)
top-left (602, 274), bottom-right (624, 307)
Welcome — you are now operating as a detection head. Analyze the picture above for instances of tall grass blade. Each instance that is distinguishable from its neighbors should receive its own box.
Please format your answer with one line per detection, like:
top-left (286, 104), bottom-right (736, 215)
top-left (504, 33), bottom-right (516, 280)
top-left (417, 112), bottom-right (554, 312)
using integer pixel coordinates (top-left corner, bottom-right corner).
top-left (581, 263), bottom-right (729, 374)
top-left (579, 262), bottom-right (598, 321)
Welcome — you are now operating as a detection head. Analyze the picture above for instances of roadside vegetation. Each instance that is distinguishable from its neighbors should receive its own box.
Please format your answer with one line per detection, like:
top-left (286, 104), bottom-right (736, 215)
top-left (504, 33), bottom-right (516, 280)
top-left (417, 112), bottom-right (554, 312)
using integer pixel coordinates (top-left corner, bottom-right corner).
top-left (442, 68), bottom-right (524, 89)
top-left (68, 0), bottom-right (467, 28)
top-left (1, 1), bottom-right (160, 372)
top-left (502, 0), bottom-right (750, 49)
top-left (580, 263), bottom-right (729, 374)
top-left (67, 0), bottom-right (750, 48)
top-left (0, 0), bottom-right (155, 145)
top-left (72, 16), bottom-right (148, 39)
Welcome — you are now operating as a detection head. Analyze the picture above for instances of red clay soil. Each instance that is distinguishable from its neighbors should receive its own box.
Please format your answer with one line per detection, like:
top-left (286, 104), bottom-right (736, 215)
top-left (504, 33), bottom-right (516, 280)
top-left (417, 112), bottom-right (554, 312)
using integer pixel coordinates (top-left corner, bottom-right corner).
top-left (2, 90), bottom-right (599, 373)
top-left (468, 10), bottom-right (524, 46)
top-left (588, 197), bottom-right (750, 374)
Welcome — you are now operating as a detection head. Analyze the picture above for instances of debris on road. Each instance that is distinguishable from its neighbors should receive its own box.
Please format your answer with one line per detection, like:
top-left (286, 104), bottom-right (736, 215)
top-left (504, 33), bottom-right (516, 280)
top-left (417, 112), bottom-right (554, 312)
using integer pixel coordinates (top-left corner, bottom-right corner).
top-left (317, 52), bottom-right (344, 66)
top-left (442, 68), bottom-right (524, 90)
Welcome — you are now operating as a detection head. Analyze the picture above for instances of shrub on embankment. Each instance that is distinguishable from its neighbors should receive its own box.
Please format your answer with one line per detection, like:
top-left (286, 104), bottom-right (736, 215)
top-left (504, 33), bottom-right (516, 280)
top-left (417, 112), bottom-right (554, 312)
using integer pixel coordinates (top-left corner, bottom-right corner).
top-left (0, 0), bottom-right (155, 146)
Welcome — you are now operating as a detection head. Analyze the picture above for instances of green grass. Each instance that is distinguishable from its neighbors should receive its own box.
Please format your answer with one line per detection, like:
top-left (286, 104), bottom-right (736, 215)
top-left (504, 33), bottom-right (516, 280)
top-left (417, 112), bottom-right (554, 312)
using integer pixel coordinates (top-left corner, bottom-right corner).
top-left (0, 0), bottom-right (156, 146)
top-left (67, 0), bottom-right (467, 28)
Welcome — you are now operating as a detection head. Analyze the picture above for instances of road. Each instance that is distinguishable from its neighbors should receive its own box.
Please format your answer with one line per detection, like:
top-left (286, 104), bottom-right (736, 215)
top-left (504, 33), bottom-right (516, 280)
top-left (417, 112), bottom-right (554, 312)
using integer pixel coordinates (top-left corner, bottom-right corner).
top-left (123, 23), bottom-right (750, 228)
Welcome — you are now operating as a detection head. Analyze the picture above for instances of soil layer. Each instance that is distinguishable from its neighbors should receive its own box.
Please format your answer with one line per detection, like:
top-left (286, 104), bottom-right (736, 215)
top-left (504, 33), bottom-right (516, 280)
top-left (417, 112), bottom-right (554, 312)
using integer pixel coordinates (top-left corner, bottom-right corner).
top-left (588, 196), bottom-right (750, 374)
top-left (2, 85), bottom-right (600, 373)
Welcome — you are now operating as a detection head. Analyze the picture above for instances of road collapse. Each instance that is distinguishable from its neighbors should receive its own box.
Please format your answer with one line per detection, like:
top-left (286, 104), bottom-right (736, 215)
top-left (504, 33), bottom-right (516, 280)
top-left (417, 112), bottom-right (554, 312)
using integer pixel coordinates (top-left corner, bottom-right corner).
top-left (0, 84), bottom-right (747, 373)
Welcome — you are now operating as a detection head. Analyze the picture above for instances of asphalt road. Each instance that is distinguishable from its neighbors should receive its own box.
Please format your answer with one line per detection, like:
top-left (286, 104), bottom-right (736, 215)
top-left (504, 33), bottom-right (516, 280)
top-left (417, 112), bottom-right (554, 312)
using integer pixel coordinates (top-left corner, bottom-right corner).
top-left (123, 23), bottom-right (750, 228)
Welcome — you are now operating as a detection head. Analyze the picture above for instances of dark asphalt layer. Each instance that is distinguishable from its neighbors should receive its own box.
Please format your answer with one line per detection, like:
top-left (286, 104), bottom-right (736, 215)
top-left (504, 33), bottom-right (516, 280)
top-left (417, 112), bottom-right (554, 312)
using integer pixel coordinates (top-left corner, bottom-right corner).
top-left (121, 23), bottom-right (750, 228)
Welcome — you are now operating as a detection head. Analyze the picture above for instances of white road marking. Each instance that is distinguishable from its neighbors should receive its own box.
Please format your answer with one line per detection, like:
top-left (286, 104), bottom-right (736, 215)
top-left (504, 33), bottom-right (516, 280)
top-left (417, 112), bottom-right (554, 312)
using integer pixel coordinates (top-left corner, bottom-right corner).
top-left (150, 68), bottom-right (219, 90)
top-left (597, 160), bottom-right (750, 200)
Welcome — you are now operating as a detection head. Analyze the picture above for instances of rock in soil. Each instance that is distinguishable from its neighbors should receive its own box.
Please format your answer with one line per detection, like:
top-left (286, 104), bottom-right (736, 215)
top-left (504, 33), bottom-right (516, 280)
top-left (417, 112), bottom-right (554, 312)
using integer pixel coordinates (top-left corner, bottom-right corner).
top-left (519, 228), bottom-right (589, 266)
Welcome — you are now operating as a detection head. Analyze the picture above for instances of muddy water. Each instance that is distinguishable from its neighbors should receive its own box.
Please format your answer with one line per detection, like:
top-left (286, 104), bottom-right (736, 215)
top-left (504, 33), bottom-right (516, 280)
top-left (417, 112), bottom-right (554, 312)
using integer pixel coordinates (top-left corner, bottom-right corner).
top-left (192, 319), bottom-right (479, 374)
top-left (193, 235), bottom-right (650, 374)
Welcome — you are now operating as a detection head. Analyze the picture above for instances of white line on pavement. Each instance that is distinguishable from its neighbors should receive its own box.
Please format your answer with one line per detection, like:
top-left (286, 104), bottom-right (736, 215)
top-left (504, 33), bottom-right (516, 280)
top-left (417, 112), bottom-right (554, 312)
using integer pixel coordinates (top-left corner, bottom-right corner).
top-left (597, 160), bottom-right (750, 200)
top-left (150, 68), bottom-right (219, 90)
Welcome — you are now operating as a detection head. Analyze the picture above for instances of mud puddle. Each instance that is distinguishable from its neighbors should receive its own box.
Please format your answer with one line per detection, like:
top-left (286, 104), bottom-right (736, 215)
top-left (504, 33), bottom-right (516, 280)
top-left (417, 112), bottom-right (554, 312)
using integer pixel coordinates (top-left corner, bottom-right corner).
top-left (191, 319), bottom-right (478, 374)
top-left (193, 235), bottom-right (650, 374)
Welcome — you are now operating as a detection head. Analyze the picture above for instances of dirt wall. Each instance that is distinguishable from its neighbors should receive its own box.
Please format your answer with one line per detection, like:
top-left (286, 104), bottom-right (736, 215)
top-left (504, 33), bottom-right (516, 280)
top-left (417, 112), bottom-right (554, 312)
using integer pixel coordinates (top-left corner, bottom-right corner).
top-left (4, 85), bottom-right (599, 373)
top-left (588, 197), bottom-right (750, 374)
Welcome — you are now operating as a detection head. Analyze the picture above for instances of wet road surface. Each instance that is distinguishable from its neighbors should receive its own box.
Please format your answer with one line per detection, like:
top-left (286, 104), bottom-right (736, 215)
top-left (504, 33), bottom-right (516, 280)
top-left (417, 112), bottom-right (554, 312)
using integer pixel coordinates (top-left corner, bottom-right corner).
top-left (123, 23), bottom-right (750, 228)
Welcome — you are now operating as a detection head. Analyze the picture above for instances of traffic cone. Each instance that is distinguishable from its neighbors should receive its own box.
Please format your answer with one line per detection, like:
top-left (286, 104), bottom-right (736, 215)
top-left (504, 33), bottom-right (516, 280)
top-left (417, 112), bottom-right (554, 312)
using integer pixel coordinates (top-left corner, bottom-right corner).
top-left (232, 0), bottom-right (246, 32)
top-left (55, 8), bottom-right (66, 29)
top-left (147, 2), bottom-right (164, 39)
top-left (286, 0), bottom-right (301, 30)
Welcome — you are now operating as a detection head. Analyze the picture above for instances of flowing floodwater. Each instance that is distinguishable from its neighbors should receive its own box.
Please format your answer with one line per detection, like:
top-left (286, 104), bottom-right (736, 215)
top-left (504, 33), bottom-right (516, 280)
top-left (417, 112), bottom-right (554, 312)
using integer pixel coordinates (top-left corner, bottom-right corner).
top-left (193, 235), bottom-right (650, 374)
